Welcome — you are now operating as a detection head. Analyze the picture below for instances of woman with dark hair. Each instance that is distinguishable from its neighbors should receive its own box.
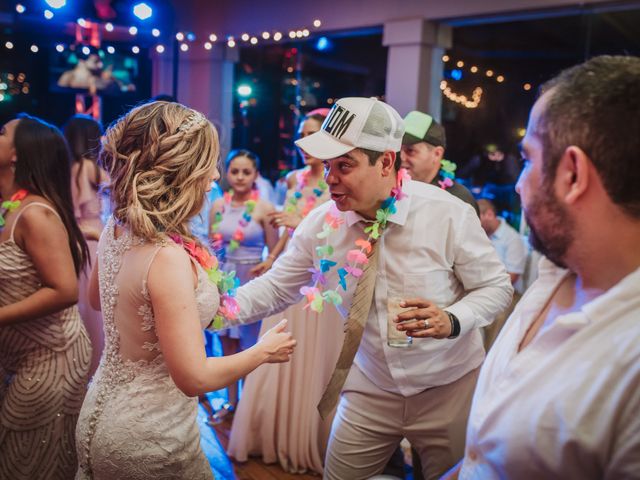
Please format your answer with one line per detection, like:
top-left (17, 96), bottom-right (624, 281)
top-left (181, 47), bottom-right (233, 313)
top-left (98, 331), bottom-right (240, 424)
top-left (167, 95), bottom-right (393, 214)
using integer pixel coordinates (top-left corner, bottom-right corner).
top-left (227, 109), bottom-right (345, 475)
top-left (64, 114), bottom-right (109, 377)
top-left (207, 148), bottom-right (279, 421)
top-left (0, 114), bottom-right (92, 479)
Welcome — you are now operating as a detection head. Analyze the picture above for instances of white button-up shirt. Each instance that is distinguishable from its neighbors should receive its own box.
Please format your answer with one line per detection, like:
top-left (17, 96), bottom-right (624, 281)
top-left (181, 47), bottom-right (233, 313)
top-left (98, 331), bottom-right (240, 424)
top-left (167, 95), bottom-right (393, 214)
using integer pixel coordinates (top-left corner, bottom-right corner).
top-left (231, 180), bottom-right (512, 396)
top-left (460, 258), bottom-right (640, 479)
top-left (489, 218), bottom-right (527, 276)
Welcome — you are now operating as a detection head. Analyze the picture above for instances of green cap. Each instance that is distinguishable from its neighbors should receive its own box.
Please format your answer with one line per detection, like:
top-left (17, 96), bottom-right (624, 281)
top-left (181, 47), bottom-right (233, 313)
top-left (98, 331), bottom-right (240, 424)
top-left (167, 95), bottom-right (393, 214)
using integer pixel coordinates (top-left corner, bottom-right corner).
top-left (402, 111), bottom-right (446, 148)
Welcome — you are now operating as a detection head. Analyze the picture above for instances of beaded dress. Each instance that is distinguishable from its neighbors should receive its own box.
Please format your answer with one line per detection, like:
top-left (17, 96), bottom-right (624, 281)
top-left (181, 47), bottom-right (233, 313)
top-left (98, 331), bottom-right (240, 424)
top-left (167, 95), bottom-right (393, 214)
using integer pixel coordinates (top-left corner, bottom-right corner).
top-left (75, 218), bottom-right (219, 479)
top-left (0, 202), bottom-right (91, 479)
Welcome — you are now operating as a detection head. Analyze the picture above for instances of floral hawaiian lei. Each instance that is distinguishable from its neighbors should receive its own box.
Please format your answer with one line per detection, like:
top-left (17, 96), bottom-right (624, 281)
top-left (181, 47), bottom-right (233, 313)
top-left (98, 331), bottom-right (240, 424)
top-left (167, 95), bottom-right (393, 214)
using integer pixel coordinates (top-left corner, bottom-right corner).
top-left (169, 234), bottom-right (240, 330)
top-left (300, 169), bottom-right (411, 313)
top-left (210, 189), bottom-right (259, 254)
top-left (285, 167), bottom-right (329, 218)
top-left (0, 189), bottom-right (28, 229)
top-left (437, 159), bottom-right (457, 190)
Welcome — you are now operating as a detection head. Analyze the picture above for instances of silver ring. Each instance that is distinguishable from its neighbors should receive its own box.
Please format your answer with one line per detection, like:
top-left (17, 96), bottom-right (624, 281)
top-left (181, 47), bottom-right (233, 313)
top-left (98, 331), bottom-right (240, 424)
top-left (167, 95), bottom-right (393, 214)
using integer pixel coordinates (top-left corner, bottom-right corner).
top-left (424, 320), bottom-right (430, 329)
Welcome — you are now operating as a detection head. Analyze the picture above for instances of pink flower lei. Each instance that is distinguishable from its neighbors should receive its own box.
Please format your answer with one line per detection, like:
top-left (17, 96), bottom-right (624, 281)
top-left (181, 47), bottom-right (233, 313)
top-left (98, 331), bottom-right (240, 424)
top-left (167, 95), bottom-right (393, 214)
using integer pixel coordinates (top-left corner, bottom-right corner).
top-left (169, 234), bottom-right (240, 329)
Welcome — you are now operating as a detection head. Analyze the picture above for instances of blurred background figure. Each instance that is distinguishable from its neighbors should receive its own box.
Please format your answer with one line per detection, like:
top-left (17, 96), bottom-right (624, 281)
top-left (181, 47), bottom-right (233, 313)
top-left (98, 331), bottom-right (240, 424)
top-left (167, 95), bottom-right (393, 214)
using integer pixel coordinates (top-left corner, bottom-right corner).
top-left (478, 198), bottom-right (527, 350)
top-left (64, 113), bottom-right (109, 377)
top-left (207, 149), bottom-right (279, 423)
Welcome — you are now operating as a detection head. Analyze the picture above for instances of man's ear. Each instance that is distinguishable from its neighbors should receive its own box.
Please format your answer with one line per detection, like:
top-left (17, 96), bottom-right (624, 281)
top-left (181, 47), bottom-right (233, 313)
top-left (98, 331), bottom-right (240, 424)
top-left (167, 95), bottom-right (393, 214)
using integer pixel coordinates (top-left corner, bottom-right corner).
top-left (380, 150), bottom-right (396, 177)
top-left (434, 146), bottom-right (445, 161)
top-left (557, 145), bottom-right (590, 204)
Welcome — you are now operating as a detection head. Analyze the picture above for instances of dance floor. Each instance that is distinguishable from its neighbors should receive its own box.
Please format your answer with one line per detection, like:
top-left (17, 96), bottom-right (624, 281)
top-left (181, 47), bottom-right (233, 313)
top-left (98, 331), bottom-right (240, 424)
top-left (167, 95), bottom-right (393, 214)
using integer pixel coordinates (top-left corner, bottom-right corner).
top-left (200, 333), bottom-right (319, 479)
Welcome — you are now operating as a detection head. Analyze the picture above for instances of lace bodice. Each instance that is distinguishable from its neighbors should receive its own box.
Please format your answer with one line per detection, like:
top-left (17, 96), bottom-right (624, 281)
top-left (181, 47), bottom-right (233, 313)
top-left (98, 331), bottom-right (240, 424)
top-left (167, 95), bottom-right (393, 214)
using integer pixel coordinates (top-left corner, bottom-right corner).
top-left (76, 218), bottom-right (219, 479)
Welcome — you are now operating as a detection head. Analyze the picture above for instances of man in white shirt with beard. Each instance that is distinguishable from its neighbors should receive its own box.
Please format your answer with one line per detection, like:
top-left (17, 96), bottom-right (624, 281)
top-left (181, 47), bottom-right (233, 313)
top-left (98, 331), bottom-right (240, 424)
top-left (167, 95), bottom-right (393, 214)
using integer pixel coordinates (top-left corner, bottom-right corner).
top-left (446, 55), bottom-right (640, 479)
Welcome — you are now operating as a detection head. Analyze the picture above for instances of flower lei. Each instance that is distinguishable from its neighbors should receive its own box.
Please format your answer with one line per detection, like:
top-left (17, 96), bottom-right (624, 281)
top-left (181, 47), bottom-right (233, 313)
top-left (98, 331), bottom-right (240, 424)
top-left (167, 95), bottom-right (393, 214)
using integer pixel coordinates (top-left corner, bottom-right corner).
top-left (169, 234), bottom-right (240, 330)
top-left (437, 159), bottom-right (457, 190)
top-left (300, 169), bottom-right (411, 313)
top-left (285, 167), bottom-right (328, 218)
top-left (210, 189), bottom-right (259, 254)
top-left (0, 189), bottom-right (28, 229)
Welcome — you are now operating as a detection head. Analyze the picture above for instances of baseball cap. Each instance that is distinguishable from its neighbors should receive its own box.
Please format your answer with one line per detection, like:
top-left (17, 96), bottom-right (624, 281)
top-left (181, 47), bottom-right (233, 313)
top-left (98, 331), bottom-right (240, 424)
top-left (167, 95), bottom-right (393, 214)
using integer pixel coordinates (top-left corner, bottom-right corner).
top-left (294, 97), bottom-right (404, 160)
top-left (402, 111), bottom-right (446, 148)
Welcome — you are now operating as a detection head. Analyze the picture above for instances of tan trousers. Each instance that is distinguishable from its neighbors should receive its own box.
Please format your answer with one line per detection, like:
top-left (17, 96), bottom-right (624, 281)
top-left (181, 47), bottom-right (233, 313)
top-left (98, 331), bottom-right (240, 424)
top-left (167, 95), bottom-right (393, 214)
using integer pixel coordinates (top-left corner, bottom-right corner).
top-left (323, 365), bottom-right (479, 480)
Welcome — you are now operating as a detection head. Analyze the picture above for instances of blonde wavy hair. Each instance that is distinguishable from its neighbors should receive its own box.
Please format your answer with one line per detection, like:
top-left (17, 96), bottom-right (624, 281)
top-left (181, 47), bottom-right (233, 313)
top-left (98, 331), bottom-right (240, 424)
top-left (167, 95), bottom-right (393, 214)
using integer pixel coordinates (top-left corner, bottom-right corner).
top-left (100, 101), bottom-right (219, 241)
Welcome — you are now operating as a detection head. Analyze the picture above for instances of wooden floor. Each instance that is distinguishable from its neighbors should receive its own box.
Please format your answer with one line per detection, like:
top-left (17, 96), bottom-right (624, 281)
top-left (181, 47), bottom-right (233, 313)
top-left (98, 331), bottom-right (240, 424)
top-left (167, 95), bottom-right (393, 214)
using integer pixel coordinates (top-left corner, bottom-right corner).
top-left (209, 414), bottom-right (320, 480)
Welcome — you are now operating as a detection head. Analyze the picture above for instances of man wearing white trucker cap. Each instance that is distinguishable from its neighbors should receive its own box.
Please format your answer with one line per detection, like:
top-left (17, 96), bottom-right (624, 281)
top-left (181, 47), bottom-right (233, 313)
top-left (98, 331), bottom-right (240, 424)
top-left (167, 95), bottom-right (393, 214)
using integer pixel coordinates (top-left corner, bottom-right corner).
top-left (222, 97), bottom-right (512, 479)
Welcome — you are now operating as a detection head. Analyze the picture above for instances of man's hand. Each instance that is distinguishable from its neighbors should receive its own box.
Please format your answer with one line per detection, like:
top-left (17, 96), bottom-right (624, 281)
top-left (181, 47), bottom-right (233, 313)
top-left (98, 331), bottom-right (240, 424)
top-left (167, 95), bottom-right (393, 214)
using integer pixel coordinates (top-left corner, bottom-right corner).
top-left (394, 298), bottom-right (452, 339)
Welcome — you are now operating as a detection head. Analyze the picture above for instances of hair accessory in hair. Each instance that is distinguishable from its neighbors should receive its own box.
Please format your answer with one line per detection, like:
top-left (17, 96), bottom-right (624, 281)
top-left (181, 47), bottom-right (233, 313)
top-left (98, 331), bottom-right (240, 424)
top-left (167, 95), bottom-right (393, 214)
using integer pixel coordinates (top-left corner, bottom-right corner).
top-left (178, 110), bottom-right (208, 133)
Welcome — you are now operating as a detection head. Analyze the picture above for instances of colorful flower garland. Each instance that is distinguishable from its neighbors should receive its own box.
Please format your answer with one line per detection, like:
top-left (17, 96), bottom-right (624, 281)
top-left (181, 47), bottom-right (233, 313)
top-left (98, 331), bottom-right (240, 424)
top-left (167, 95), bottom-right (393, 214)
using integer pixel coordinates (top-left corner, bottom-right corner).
top-left (0, 189), bottom-right (28, 229)
top-left (437, 159), bottom-right (457, 190)
top-left (210, 189), bottom-right (259, 254)
top-left (169, 234), bottom-right (240, 330)
top-left (285, 167), bottom-right (328, 218)
top-left (300, 169), bottom-right (411, 313)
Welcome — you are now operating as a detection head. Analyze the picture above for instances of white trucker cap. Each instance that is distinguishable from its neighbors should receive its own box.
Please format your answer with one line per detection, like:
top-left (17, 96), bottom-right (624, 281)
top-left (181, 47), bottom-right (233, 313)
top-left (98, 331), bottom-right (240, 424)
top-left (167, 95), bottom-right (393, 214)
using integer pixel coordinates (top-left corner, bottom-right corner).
top-left (295, 97), bottom-right (405, 160)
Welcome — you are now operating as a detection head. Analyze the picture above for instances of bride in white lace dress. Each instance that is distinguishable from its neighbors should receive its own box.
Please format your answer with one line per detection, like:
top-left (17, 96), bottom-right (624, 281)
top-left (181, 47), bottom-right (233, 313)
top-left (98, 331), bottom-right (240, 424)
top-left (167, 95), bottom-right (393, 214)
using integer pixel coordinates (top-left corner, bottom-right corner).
top-left (75, 102), bottom-right (296, 479)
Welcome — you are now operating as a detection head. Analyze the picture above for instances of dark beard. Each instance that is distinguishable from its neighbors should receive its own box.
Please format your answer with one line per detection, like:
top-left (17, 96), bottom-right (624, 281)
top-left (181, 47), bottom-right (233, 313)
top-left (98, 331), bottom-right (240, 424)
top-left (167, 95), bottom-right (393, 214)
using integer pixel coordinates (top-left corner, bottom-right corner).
top-left (525, 186), bottom-right (574, 269)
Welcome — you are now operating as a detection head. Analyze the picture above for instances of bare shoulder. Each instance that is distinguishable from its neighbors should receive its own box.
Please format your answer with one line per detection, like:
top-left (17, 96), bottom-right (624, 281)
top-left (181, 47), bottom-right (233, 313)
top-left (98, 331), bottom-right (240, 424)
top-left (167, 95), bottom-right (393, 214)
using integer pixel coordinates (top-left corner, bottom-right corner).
top-left (19, 198), bottom-right (63, 231)
top-left (286, 169), bottom-right (303, 189)
top-left (256, 198), bottom-right (276, 215)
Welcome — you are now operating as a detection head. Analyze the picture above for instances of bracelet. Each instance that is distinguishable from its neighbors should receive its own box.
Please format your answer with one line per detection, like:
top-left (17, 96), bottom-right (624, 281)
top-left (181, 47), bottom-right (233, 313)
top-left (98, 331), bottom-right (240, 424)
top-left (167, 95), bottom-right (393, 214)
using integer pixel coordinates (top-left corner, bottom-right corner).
top-left (267, 254), bottom-right (277, 261)
top-left (446, 311), bottom-right (461, 339)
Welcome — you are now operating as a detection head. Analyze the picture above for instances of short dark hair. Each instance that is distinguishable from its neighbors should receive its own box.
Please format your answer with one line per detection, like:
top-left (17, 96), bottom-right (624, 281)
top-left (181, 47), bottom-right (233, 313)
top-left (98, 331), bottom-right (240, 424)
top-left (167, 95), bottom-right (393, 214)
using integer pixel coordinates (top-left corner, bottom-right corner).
top-left (359, 148), bottom-right (402, 171)
top-left (536, 55), bottom-right (640, 218)
top-left (225, 148), bottom-right (260, 171)
top-left (477, 198), bottom-right (497, 215)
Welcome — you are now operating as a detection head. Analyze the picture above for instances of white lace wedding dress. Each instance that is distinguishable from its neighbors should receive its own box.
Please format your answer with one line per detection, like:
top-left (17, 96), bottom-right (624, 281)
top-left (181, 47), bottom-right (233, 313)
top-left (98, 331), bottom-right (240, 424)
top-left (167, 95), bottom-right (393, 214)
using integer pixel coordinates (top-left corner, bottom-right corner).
top-left (75, 219), bottom-right (219, 479)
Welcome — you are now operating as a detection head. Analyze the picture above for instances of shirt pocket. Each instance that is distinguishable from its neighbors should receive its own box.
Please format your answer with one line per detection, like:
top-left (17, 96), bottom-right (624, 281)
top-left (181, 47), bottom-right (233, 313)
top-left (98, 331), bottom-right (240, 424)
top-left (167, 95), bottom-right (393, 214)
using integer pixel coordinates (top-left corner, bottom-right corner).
top-left (403, 270), bottom-right (455, 307)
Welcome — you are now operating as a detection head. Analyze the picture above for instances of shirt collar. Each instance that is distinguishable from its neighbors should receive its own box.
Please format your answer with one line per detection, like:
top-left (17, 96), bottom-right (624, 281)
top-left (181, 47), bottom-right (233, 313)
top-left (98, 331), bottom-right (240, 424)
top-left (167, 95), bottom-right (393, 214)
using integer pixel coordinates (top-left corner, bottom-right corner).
top-left (344, 179), bottom-right (413, 228)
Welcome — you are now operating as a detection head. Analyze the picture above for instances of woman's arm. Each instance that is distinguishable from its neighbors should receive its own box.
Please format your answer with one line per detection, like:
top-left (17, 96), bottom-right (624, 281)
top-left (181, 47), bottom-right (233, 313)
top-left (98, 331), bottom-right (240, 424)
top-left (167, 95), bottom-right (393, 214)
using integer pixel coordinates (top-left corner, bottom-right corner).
top-left (149, 246), bottom-right (296, 397)
top-left (0, 206), bottom-right (79, 325)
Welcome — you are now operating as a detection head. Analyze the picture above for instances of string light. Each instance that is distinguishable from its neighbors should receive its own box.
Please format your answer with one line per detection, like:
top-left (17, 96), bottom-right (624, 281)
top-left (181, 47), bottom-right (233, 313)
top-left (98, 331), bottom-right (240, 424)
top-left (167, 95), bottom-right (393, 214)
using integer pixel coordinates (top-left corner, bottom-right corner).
top-left (156, 44), bottom-right (165, 53)
top-left (180, 43), bottom-right (189, 52)
top-left (56, 44), bottom-right (64, 52)
top-left (44, 9), bottom-right (54, 19)
top-left (302, 29), bottom-right (310, 37)
top-left (106, 46), bottom-right (115, 54)
top-left (209, 34), bottom-right (218, 42)
top-left (250, 36), bottom-right (258, 45)
top-left (5, 41), bottom-right (14, 49)
top-left (456, 60), bottom-right (464, 67)
top-left (77, 18), bottom-right (87, 27)
top-left (105, 22), bottom-right (114, 32)
top-left (523, 83), bottom-right (532, 91)
top-left (289, 31), bottom-right (296, 39)
top-left (131, 45), bottom-right (140, 54)
top-left (470, 66), bottom-right (478, 73)
top-left (152, 28), bottom-right (161, 37)
top-left (241, 33), bottom-right (250, 41)
top-left (442, 55), bottom-right (450, 62)
top-left (313, 19), bottom-right (322, 27)
top-left (204, 41), bottom-right (212, 50)
top-left (16, 4), bottom-right (25, 13)
top-left (30, 45), bottom-right (39, 53)
top-left (296, 30), bottom-right (303, 38)
top-left (262, 32), bottom-right (270, 40)
top-left (274, 32), bottom-right (282, 41)
top-left (441, 80), bottom-right (482, 109)
top-left (496, 75), bottom-right (505, 83)
top-left (129, 26), bottom-right (138, 35)
top-left (176, 32), bottom-right (184, 41)
top-left (486, 70), bottom-right (494, 77)
top-left (228, 38), bottom-right (236, 48)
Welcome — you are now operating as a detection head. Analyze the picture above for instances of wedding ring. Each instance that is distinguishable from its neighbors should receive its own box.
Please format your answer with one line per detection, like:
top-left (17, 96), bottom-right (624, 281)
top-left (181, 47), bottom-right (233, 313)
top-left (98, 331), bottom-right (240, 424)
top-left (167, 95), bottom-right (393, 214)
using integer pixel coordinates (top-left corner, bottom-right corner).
top-left (424, 320), bottom-right (430, 329)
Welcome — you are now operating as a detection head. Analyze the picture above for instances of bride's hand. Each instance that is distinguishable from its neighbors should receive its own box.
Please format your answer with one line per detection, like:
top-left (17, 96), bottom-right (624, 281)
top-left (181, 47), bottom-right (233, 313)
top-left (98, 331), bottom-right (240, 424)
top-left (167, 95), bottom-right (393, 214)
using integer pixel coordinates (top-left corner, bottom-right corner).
top-left (257, 319), bottom-right (297, 363)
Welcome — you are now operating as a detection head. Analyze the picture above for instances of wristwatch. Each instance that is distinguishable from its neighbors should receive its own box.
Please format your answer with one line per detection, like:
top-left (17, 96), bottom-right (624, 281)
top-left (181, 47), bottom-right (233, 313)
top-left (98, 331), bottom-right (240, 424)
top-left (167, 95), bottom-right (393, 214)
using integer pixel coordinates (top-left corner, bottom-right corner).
top-left (446, 311), bottom-right (461, 339)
